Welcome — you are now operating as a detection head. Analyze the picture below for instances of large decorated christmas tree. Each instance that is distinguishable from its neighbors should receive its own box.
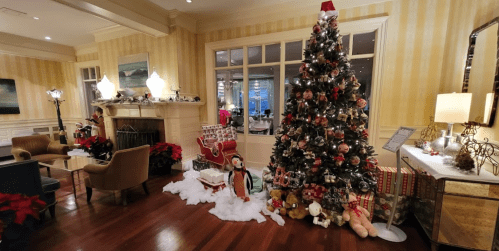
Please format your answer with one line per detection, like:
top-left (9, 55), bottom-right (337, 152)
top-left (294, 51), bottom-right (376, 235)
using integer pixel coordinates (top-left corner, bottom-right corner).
top-left (268, 1), bottom-right (378, 212)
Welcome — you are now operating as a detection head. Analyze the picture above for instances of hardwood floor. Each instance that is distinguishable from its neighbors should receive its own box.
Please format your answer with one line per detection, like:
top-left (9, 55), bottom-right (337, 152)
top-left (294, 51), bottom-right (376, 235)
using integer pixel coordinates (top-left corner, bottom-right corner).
top-left (0, 157), bottom-right (466, 251)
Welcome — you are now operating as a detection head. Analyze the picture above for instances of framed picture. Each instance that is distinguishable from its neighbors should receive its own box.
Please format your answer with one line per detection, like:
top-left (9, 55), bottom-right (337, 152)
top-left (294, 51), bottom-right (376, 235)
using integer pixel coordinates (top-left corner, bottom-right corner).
top-left (118, 53), bottom-right (149, 88)
top-left (0, 78), bottom-right (20, 114)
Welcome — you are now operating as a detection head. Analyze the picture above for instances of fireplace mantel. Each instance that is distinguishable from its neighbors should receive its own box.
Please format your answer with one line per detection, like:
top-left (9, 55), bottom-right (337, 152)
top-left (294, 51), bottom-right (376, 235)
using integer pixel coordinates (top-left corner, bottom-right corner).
top-left (93, 101), bottom-right (204, 169)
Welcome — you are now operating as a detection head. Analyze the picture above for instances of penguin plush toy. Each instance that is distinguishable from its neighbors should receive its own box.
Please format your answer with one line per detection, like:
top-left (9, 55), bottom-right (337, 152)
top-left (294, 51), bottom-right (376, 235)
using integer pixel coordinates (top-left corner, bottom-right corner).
top-left (228, 155), bottom-right (253, 202)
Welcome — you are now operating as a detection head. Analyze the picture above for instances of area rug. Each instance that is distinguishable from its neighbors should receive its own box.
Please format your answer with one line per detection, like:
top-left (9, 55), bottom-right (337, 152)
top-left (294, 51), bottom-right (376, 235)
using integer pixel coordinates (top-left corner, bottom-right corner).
top-left (163, 166), bottom-right (280, 224)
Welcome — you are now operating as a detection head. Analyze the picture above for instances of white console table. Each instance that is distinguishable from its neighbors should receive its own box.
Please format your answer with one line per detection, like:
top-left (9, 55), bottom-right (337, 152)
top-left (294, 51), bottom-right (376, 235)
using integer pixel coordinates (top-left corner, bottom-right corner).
top-left (401, 145), bottom-right (499, 251)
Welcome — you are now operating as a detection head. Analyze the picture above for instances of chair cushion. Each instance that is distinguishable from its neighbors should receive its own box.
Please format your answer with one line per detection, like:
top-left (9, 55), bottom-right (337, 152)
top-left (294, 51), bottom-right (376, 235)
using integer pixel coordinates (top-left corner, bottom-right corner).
top-left (40, 176), bottom-right (60, 193)
top-left (32, 154), bottom-right (71, 163)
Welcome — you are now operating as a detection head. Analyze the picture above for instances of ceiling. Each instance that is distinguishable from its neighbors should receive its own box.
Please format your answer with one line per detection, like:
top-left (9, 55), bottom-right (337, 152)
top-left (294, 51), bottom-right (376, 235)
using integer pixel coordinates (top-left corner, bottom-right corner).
top-left (0, 0), bottom-right (115, 47)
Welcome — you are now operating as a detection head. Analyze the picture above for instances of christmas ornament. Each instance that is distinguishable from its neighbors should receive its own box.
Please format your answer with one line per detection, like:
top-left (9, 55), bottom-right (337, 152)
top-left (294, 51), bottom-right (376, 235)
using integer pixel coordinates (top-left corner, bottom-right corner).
top-left (304, 89), bottom-right (313, 100)
top-left (359, 181), bottom-right (369, 193)
top-left (339, 143), bottom-right (350, 154)
top-left (273, 167), bottom-right (291, 187)
top-left (356, 98), bottom-right (367, 109)
top-left (334, 156), bottom-right (345, 166)
top-left (338, 79), bottom-right (346, 91)
top-left (313, 24), bottom-right (321, 33)
top-left (334, 129), bottom-right (344, 139)
top-left (350, 156), bottom-right (360, 166)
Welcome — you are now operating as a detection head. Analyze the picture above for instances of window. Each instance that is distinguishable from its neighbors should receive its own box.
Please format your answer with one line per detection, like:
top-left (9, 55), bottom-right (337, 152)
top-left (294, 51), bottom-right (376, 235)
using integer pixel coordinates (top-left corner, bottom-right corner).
top-left (80, 66), bottom-right (100, 117)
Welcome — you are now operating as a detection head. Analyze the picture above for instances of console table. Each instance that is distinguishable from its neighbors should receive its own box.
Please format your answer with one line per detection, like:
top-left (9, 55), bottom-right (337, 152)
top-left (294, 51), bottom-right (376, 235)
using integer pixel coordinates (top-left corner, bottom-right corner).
top-left (400, 145), bottom-right (499, 251)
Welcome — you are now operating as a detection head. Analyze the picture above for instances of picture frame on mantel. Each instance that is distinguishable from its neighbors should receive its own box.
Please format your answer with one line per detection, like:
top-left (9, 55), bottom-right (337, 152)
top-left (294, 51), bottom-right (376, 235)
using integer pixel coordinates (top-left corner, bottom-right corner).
top-left (0, 78), bottom-right (20, 114)
top-left (118, 53), bottom-right (149, 88)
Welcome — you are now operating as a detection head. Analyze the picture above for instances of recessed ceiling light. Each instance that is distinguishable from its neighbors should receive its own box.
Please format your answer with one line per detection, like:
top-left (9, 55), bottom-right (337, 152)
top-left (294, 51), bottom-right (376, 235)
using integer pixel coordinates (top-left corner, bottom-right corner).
top-left (33, 16), bottom-right (39, 20)
top-left (45, 36), bottom-right (51, 40)
top-left (186, 0), bottom-right (192, 2)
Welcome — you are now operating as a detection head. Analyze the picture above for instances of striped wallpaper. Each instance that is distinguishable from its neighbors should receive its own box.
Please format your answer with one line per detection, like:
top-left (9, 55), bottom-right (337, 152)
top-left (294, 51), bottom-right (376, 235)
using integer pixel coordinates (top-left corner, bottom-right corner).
top-left (440, 0), bottom-right (499, 142)
top-left (196, 0), bottom-right (454, 129)
top-left (0, 54), bottom-right (80, 122)
top-left (77, 52), bottom-right (99, 63)
top-left (96, 27), bottom-right (198, 99)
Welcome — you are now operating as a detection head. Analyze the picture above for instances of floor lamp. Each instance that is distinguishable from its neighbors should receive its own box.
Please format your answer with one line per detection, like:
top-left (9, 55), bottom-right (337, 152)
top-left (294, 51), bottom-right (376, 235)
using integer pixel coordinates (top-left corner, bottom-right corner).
top-left (47, 89), bottom-right (67, 144)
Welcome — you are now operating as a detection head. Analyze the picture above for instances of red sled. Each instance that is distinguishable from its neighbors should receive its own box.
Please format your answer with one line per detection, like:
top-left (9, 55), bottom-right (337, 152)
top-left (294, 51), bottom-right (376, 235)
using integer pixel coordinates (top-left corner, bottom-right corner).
top-left (197, 137), bottom-right (238, 169)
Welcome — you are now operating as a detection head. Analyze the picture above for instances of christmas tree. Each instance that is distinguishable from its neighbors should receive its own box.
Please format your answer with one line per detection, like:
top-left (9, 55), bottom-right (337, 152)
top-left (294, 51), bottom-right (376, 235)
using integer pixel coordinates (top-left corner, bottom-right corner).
top-left (268, 1), bottom-right (378, 212)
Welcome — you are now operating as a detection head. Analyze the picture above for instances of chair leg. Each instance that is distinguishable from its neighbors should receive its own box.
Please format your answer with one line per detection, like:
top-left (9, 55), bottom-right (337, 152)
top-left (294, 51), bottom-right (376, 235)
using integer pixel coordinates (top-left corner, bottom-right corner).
top-left (46, 166), bottom-right (51, 178)
top-left (142, 181), bottom-right (149, 195)
top-left (121, 189), bottom-right (127, 206)
top-left (86, 187), bottom-right (93, 203)
top-left (48, 205), bottom-right (56, 219)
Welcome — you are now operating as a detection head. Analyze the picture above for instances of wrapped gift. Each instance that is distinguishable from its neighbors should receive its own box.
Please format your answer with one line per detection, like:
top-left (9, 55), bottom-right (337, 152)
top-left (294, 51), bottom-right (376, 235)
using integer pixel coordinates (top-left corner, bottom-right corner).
top-left (376, 166), bottom-right (416, 196)
top-left (356, 191), bottom-right (375, 221)
top-left (415, 171), bottom-right (437, 200)
top-left (193, 159), bottom-right (212, 171)
top-left (200, 169), bottom-right (224, 184)
top-left (374, 193), bottom-right (410, 225)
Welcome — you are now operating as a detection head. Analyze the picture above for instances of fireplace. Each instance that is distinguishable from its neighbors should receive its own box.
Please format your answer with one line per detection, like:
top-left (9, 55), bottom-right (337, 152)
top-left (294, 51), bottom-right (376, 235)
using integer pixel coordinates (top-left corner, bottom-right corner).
top-left (96, 102), bottom-right (204, 169)
top-left (114, 118), bottom-right (164, 150)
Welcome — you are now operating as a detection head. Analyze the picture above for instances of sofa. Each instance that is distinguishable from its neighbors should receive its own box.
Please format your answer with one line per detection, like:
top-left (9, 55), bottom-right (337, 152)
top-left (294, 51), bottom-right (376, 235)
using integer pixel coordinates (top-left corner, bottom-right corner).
top-left (11, 134), bottom-right (70, 164)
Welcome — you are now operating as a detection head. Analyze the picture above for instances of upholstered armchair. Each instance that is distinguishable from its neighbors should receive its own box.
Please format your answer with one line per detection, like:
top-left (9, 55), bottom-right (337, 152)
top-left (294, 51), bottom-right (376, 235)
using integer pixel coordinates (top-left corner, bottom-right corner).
top-left (11, 135), bottom-right (70, 164)
top-left (84, 145), bottom-right (150, 205)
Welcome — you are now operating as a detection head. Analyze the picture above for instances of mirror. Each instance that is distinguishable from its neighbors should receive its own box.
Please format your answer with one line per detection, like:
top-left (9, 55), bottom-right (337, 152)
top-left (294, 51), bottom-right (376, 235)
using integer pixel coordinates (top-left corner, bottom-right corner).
top-left (462, 17), bottom-right (499, 127)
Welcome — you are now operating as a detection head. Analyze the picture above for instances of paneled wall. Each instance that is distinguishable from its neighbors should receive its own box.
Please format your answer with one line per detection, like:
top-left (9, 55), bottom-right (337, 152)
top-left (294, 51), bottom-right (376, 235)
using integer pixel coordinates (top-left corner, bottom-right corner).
top-left (196, 0), bottom-right (453, 166)
top-left (176, 27), bottom-right (199, 96)
top-left (440, 0), bottom-right (499, 143)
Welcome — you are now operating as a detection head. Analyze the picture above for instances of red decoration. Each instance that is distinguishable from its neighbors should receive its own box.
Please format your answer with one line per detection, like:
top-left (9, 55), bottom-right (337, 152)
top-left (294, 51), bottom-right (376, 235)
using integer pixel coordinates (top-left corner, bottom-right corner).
top-left (321, 1), bottom-right (336, 12)
top-left (302, 183), bottom-right (327, 203)
top-left (0, 193), bottom-right (46, 239)
top-left (150, 142), bottom-right (183, 162)
top-left (273, 167), bottom-right (291, 187)
top-left (332, 87), bottom-right (339, 100)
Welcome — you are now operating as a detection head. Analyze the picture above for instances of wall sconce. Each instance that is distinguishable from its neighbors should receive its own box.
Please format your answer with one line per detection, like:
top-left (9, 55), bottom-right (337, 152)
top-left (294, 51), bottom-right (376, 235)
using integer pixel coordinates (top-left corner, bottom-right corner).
top-left (146, 69), bottom-right (165, 101)
top-left (97, 75), bottom-right (115, 100)
top-left (434, 92), bottom-right (472, 148)
top-left (46, 88), bottom-right (67, 144)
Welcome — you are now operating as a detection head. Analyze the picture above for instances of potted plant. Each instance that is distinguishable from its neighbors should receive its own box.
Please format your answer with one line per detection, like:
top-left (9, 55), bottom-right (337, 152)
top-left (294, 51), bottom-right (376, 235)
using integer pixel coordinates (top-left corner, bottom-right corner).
top-left (80, 136), bottom-right (113, 161)
top-left (149, 142), bottom-right (182, 175)
top-left (0, 193), bottom-right (46, 251)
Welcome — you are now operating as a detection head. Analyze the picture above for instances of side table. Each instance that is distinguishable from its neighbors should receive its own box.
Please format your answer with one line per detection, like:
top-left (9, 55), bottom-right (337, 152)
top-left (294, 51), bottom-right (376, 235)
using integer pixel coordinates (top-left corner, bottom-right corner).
top-left (401, 145), bottom-right (499, 251)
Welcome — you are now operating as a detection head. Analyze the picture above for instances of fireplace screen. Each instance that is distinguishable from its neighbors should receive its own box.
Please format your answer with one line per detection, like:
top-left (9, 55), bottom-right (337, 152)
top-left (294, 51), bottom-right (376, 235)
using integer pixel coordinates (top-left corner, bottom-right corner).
top-left (116, 124), bottom-right (159, 150)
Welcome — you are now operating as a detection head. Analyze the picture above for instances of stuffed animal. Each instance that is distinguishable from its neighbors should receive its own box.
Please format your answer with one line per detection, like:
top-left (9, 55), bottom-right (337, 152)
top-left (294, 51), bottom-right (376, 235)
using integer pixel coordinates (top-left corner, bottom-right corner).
top-left (307, 201), bottom-right (330, 228)
top-left (285, 193), bottom-right (309, 219)
top-left (228, 155), bottom-right (253, 201)
top-left (267, 190), bottom-right (287, 215)
top-left (342, 192), bottom-right (378, 238)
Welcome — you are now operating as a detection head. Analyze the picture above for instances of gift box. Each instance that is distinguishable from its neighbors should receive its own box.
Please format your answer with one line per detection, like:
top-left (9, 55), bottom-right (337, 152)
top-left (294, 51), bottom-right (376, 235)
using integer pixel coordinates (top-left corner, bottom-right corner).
top-left (193, 159), bottom-right (212, 171)
top-left (356, 191), bottom-right (375, 221)
top-left (376, 166), bottom-right (416, 196)
top-left (200, 169), bottom-right (224, 184)
top-left (374, 193), bottom-right (410, 225)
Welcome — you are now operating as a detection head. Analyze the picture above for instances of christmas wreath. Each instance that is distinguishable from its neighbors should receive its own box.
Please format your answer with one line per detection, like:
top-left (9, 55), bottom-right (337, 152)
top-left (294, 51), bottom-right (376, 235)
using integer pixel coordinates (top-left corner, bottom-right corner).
top-left (149, 143), bottom-right (182, 175)
top-left (80, 136), bottom-right (113, 161)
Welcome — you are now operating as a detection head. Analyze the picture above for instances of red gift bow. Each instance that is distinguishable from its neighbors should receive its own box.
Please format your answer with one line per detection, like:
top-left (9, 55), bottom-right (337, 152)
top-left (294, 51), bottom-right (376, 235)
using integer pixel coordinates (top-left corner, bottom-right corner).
top-left (321, 1), bottom-right (336, 12)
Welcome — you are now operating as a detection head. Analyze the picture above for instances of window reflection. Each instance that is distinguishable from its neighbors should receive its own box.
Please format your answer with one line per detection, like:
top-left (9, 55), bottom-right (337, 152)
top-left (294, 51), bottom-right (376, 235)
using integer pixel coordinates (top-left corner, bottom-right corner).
top-left (248, 66), bottom-right (280, 135)
top-left (216, 69), bottom-right (243, 131)
top-left (350, 58), bottom-right (373, 128)
top-left (285, 64), bottom-right (301, 101)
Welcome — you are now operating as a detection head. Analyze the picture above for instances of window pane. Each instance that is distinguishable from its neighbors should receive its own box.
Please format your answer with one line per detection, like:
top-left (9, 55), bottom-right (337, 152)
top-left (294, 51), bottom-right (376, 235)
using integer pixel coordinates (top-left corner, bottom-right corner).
top-left (285, 41), bottom-right (302, 61)
top-left (341, 34), bottom-right (350, 54)
top-left (265, 44), bottom-right (280, 63)
top-left (215, 50), bottom-right (228, 67)
top-left (248, 46), bottom-right (262, 65)
top-left (82, 68), bottom-right (90, 80)
top-left (90, 67), bottom-right (96, 80)
top-left (216, 69), bottom-right (243, 132)
top-left (353, 31), bottom-right (375, 55)
top-left (248, 66), bottom-right (280, 135)
top-left (285, 64), bottom-right (301, 101)
top-left (350, 58), bottom-right (373, 128)
top-left (230, 48), bottom-right (243, 66)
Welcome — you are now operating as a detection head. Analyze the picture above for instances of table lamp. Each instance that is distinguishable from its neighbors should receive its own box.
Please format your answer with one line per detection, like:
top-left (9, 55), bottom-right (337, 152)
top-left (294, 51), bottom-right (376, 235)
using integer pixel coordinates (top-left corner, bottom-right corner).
top-left (434, 93), bottom-right (472, 148)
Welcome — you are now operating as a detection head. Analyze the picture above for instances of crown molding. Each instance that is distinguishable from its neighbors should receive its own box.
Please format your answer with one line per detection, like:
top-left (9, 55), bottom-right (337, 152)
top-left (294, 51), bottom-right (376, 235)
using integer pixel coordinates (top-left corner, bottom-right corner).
top-left (92, 25), bottom-right (141, 43)
top-left (0, 32), bottom-right (76, 62)
top-left (169, 9), bottom-right (197, 34)
top-left (197, 0), bottom-right (392, 33)
top-left (74, 42), bottom-right (98, 55)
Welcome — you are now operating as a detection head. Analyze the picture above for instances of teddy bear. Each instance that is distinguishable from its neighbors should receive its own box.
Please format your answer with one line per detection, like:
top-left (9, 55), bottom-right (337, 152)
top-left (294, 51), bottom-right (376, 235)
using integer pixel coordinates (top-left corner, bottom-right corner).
top-left (342, 192), bottom-right (378, 238)
top-left (307, 201), bottom-right (331, 228)
top-left (285, 192), bottom-right (309, 219)
top-left (267, 190), bottom-right (287, 215)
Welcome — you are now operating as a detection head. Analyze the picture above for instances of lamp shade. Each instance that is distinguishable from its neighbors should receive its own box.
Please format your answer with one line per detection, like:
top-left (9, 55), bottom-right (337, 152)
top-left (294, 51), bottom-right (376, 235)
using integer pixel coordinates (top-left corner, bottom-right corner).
top-left (97, 75), bottom-right (115, 100)
top-left (434, 93), bottom-right (472, 123)
top-left (46, 88), bottom-right (63, 99)
top-left (146, 70), bottom-right (165, 99)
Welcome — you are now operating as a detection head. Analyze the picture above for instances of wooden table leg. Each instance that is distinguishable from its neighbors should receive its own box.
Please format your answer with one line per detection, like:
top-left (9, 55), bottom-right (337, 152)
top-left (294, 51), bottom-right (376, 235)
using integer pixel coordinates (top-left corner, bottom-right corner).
top-left (46, 166), bottom-right (51, 177)
top-left (431, 242), bottom-right (439, 251)
top-left (71, 171), bottom-right (77, 200)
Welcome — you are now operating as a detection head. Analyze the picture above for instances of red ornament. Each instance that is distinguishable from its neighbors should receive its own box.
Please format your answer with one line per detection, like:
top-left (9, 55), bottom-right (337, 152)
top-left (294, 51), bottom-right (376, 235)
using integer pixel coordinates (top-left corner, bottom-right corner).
top-left (273, 167), bottom-right (291, 187)
top-left (332, 87), bottom-right (339, 100)
top-left (313, 24), bottom-right (321, 33)
top-left (302, 183), bottom-right (327, 203)
top-left (357, 98), bottom-right (367, 109)
top-left (339, 143), bottom-right (349, 153)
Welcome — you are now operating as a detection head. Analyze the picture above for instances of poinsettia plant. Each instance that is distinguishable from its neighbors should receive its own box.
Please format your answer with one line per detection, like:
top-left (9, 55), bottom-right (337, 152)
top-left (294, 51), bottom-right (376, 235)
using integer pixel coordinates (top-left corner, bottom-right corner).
top-left (0, 193), bottom-right (46, 241)
top-left (149, 143), bottom-right (182, 175)
top-left (80, 136), bottom-right (113, 161)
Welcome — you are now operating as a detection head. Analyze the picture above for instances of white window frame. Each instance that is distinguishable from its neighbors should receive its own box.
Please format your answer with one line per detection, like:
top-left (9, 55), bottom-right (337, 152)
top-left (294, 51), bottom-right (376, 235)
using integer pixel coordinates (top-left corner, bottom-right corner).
top-left (206, 16), bottom-right (389, 162)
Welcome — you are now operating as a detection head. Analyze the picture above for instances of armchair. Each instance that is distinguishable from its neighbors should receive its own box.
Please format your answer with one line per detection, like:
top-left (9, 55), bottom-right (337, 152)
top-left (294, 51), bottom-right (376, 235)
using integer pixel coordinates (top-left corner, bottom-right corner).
top-left (84, 145), bottom-right (150, 205)
top-left (11, 135), bottom-right (70, 164)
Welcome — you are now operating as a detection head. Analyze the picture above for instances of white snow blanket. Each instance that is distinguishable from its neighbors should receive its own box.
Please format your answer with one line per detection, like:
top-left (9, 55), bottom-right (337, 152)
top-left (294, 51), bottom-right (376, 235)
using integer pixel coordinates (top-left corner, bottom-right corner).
top-left (163, 167), bottom-right (275, 224)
